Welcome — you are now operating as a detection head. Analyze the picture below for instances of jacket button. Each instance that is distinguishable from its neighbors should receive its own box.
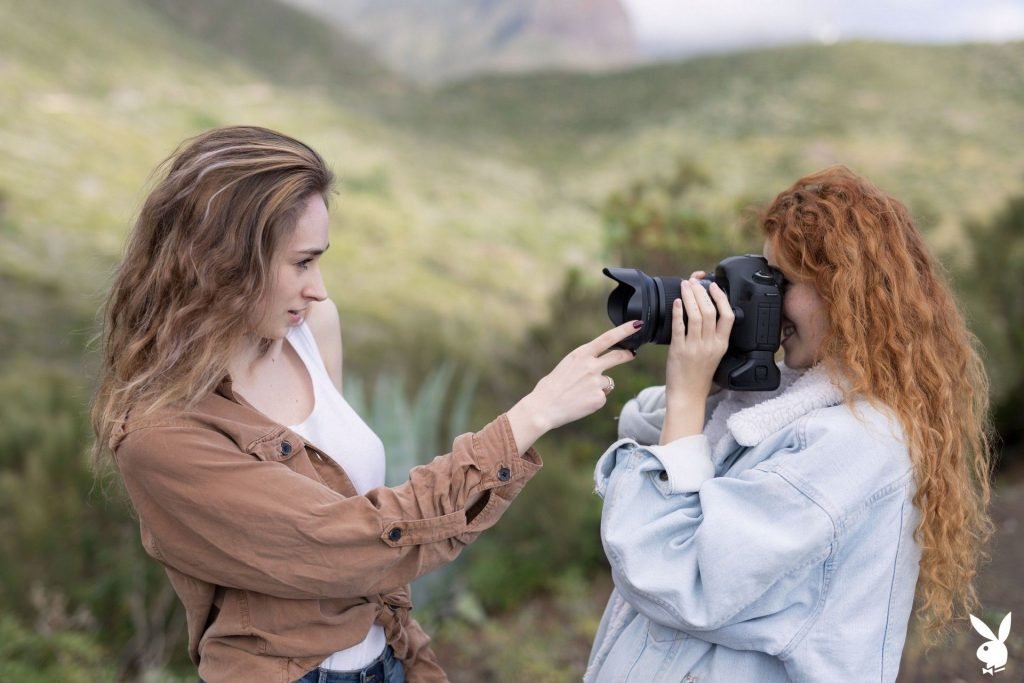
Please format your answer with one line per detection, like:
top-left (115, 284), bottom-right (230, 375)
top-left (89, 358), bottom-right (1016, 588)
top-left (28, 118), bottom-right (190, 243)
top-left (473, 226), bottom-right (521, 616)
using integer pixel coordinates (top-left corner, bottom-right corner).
top-left (280, 440), bottom-right (293, 456)
top-left (497, 466), bottom-right (511, 482)
top-left (659, 471), bottom-right (668, 482)
top-left (388, 528), bottom-right (402, 542)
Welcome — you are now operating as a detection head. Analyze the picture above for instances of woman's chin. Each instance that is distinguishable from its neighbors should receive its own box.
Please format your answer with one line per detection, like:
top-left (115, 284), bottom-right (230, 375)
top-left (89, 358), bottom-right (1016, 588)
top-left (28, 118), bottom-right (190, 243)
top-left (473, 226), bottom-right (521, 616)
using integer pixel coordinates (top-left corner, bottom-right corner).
top-left (781, 350), bottom-right (812, 370)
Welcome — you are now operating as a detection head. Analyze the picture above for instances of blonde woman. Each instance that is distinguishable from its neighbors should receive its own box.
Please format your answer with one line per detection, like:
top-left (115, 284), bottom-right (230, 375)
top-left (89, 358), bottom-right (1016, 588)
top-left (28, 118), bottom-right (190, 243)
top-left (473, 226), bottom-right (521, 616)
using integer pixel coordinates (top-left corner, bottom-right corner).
top-left (586, 166), bottom-right (993, 681)
top-left (91, 126), bottom-right (638, 682)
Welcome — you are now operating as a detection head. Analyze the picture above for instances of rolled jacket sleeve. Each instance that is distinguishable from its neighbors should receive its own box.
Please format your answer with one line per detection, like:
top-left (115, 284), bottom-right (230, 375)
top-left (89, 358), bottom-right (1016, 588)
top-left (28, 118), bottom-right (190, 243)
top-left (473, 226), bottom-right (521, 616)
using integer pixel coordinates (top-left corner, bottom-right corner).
top-left (645, 435), bottom-right (715, 494)
top-left (115, 414), bottom-right (541, 602)
top-left (594, 435), bottom-right (714, 497)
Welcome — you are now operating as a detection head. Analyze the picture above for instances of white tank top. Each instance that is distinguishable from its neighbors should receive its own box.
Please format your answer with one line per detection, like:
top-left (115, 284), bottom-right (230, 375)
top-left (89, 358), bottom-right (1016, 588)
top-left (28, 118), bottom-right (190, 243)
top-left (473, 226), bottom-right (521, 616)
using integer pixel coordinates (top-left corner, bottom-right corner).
top-left (286, 321), bottom-right (388, 670)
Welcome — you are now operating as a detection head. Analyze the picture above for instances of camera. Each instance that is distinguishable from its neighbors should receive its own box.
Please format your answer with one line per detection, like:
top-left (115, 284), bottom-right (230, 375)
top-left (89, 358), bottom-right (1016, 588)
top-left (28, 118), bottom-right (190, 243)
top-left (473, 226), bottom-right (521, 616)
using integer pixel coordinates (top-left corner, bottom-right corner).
top-left (603, 255), bottom-right (786, 391)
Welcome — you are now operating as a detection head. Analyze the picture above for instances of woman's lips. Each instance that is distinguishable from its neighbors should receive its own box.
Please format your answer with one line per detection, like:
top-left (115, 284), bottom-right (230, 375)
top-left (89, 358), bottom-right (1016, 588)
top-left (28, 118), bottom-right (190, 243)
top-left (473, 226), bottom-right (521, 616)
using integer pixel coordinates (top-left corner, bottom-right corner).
top-left (781, 322), bottom-right (796, 344)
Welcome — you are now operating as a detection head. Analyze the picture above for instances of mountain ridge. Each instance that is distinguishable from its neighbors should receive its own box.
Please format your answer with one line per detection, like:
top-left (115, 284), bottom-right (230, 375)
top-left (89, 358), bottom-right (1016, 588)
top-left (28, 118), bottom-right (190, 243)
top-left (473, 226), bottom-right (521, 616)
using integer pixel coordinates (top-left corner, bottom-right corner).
top-left (278, 0), bottom-right (637, 83)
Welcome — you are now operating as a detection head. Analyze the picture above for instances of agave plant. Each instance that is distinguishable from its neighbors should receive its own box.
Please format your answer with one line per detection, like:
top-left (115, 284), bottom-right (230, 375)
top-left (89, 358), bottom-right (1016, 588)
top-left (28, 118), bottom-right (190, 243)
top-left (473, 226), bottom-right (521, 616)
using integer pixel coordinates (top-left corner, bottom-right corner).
top-left (344, 364), bottom-right (480, 618)
top-left (345, 363), bottom-right (479, 485)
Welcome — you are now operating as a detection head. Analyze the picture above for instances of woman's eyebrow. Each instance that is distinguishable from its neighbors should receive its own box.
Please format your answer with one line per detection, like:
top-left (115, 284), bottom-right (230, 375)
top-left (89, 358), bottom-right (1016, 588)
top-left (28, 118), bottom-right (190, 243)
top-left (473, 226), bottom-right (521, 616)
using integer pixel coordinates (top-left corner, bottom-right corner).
top-left (295, 243), bottom-right (330, 256)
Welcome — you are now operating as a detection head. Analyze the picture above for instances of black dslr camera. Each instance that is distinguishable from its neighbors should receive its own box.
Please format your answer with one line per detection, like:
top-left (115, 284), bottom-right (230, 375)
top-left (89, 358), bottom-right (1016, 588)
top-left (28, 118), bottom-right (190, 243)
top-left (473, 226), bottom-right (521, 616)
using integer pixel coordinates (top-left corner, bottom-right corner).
top-left (603, 255), bottom-right (786, 391)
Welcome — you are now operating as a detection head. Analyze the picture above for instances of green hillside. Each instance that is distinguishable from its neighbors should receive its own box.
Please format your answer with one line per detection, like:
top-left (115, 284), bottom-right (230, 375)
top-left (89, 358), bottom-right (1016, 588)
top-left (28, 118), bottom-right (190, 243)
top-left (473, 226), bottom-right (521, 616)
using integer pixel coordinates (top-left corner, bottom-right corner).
top-left (395, 41), bottom-right (1024, 243)
top-left (2, 0), bottom-right (1023, 372)
top-left (139, 0), bottom-right (408, 104)
top-left (0, 0), bottom-right (599, 370)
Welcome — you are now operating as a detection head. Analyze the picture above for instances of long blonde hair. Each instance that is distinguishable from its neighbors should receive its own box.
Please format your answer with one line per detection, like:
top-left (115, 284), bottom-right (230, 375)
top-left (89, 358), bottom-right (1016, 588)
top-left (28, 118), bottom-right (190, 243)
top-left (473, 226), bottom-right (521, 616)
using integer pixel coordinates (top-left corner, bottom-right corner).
top-left (91, 126), bottom-right (334, 466)
top-left (761, 165), bottom-right (994, 640)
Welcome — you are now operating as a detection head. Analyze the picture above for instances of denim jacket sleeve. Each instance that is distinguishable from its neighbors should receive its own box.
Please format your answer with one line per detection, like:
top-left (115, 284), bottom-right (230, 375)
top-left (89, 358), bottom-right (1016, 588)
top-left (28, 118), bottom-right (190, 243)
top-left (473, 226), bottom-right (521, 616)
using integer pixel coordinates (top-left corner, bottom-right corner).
top-left (595, 436), bottom-right (834, 654)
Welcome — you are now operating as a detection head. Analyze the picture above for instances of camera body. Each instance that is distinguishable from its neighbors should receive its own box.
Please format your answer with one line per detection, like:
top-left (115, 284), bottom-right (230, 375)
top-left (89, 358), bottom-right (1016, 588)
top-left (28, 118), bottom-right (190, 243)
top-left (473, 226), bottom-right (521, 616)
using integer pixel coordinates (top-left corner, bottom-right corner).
top-left (603, 255), bottom-right (785, 391)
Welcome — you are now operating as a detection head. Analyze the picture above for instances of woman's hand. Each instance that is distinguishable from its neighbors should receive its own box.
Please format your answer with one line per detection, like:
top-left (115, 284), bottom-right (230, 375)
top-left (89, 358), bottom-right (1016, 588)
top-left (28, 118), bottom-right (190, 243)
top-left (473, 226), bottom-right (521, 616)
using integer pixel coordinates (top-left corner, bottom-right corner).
top-left (506, 320), bottom-right (640, 454)
top-left (661, 278), bottom-right (735, 443)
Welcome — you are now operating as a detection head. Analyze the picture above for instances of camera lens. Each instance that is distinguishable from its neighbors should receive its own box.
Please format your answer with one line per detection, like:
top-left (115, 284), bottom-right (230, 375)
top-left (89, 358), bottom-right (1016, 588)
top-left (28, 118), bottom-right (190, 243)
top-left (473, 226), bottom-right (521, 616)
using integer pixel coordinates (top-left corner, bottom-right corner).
top-left (602, 268), bottom-right (710, 350)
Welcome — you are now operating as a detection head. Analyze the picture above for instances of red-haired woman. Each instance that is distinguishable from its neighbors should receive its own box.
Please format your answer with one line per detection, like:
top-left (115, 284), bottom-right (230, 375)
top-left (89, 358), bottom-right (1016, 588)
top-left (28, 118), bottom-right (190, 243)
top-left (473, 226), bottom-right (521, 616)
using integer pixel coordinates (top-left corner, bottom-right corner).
top-left (586, 166), bottom-right (993, 682)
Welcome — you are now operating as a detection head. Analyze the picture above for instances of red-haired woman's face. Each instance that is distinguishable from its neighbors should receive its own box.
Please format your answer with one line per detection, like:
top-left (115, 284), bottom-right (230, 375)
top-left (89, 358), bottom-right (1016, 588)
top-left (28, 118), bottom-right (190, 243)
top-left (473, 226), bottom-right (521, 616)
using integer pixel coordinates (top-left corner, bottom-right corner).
top-left (763, 240), bottom-right (829, 370)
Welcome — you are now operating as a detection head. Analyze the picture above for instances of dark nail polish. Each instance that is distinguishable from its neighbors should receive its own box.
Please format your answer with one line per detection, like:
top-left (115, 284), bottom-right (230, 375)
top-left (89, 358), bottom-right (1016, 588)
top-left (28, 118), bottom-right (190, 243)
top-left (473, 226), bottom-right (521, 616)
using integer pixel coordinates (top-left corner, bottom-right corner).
top-left (632, 320), bottom-right (644, 329)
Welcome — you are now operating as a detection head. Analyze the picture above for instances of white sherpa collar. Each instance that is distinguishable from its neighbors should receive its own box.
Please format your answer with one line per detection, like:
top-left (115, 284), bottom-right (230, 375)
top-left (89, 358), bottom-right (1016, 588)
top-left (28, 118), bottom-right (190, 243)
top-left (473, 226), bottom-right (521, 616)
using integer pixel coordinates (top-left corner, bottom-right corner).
top-left (616, 365), bottom-right (846, 464)
top-left (717, 364), bottom-right (845, 448)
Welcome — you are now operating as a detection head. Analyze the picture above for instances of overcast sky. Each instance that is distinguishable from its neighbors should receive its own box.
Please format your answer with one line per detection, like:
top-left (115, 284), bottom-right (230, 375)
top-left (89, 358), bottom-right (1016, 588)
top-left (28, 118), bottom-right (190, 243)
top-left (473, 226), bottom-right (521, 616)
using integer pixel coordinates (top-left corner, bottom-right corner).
top-left (622, 0), bottom-right (1024, 56)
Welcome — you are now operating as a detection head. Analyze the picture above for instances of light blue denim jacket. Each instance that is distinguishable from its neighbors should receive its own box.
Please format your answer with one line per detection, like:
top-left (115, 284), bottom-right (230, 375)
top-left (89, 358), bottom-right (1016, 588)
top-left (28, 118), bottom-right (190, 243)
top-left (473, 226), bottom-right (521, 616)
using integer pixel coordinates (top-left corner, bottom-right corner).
top-left (586, 366), bottom-right (921, 683)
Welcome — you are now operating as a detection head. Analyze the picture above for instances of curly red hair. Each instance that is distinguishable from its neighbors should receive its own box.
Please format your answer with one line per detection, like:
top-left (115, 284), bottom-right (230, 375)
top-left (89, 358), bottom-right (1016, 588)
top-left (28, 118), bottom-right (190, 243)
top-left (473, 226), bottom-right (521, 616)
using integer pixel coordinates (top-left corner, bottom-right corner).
top-left (761, 165), bottom-right (994, 640)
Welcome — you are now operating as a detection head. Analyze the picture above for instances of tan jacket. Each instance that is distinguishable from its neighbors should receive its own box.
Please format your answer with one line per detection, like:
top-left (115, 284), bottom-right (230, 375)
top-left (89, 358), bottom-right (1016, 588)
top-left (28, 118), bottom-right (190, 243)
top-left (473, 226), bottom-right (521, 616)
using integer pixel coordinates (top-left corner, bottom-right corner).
top-left (111, 378), bottom-right (542, 683)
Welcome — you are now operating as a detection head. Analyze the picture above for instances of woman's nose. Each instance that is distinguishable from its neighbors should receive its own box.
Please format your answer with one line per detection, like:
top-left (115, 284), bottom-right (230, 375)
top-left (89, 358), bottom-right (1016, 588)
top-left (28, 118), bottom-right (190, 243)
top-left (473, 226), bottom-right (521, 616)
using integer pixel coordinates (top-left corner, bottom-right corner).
top-left (304, 271), bottom-right (328, 302)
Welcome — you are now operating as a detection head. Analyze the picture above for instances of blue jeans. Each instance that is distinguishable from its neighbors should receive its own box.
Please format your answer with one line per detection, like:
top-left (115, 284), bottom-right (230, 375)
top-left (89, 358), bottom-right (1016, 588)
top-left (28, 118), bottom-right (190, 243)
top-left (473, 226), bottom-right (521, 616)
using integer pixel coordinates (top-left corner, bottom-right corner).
top-left (198, 646), bottom-right (405, 683)
top-left (294, 646), bottom-right (405, 683)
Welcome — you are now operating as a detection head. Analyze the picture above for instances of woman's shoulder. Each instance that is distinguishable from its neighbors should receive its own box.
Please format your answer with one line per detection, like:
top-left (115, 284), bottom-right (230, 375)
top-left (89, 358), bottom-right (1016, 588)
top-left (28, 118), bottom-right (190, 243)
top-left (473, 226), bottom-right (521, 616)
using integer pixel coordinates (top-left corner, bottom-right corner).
top-left (305, 298), bottom-right (340, 336)
top-left (304, 298), bottom-right (342, 387)
top-left (771, 401), bottom-right (913, 513)
top-left (802, 400), bottom-right (907, 455)
top-left (114, 388), bottom-right (279, 459)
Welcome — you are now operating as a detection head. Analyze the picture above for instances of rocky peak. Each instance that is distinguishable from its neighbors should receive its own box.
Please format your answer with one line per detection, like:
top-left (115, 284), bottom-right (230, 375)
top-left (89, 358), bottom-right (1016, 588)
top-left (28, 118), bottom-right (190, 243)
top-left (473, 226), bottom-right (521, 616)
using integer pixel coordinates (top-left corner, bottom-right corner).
top-left (280, 0), bottom-right (638, 82)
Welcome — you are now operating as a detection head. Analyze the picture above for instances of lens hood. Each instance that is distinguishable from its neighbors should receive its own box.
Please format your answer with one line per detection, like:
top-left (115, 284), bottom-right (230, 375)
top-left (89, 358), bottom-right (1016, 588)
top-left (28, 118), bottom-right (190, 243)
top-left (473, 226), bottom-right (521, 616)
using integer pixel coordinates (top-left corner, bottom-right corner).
top-left (603, 267), bottom-right (683, 350)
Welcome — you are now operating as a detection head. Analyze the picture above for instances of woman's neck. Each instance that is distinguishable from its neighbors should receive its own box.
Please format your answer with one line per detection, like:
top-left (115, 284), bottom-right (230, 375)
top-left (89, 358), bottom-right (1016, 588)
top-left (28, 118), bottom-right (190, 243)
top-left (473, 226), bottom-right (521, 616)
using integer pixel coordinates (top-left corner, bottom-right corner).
top-left (228, 335), bottom-right (287, 384)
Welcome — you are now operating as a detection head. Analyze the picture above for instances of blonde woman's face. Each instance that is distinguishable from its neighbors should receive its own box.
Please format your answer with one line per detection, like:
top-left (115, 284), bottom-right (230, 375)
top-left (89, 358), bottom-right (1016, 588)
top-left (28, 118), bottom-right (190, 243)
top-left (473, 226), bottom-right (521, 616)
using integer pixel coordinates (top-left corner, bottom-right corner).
top-left (763, 240), bottom-right (829, 370)
top-left (254, 194), bottom-right (330, 340)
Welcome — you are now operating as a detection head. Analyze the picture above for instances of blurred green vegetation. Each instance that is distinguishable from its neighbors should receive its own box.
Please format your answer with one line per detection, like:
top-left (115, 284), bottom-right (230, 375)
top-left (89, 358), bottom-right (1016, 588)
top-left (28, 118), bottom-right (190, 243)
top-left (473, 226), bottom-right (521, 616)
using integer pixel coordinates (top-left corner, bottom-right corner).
top-left (956, 195), bottom-right (1024, 426)
top-left (1, 0), bottom-right (1022, 679)
top-left (0, 615), bottom-right (116, 683)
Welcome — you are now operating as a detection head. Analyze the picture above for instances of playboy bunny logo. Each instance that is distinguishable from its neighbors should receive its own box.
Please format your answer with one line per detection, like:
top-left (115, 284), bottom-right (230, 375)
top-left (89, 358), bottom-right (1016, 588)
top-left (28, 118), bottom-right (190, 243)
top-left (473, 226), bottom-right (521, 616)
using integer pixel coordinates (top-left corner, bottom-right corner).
top-left (970, 612), bottom-right (1012, 675)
